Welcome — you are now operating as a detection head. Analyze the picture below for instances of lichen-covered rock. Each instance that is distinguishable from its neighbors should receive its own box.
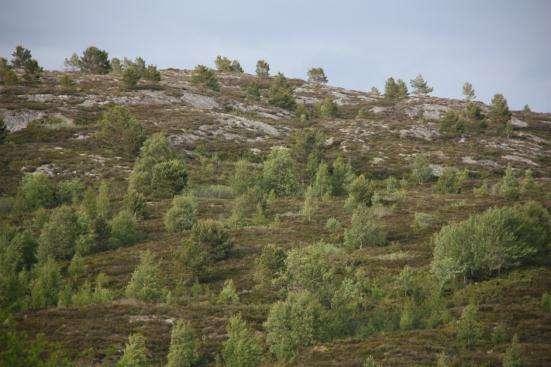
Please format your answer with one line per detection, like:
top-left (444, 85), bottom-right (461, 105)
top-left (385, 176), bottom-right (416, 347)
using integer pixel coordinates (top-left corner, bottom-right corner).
top-left (0, 109), bottom-right (46, 131)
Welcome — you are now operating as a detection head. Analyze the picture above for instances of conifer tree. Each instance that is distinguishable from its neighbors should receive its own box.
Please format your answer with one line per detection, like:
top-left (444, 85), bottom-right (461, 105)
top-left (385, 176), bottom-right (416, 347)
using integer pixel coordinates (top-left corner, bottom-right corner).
top-left (410, 74), bottom-right (433, 96)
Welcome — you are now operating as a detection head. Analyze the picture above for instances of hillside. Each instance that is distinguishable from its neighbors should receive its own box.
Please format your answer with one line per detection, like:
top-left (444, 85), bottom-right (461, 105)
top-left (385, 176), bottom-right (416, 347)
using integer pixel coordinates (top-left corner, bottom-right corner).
top-left (1, 63), bottom-right (550, 367)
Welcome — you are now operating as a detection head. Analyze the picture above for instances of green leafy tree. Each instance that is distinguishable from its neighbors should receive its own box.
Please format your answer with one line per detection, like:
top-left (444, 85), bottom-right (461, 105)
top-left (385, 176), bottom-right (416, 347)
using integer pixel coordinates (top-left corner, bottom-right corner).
top-left (344, 205), bottom-right (387, 249)
top-left (344, 174), bottom-right (374, 210)
top-left (78, 46), bottom-right (111, 74)
top-left (122, 65), bottom-right (142, 90)
top-left (462, 82), bottom-right (476, 101)
top-left (37, 205), bottom-right (82, 261)
top-left (124, 188), bottom-right (147, 218)
top-left (19, 173), bottom-right (56, 210)
top-left (143, 64), bottom-right (161, 81)
top-left (265, 290), bottom-right (323, 361)
top-left (229, 159), bottom-right (256, 195)
top-left (311, 161), bottom-right (331, 197)
top-left (125, 250), bottom-right (164, 302)
top-left (98, 105), bottom-right (145, 156)
top-left (330, 155), bottom-right (354, 196)
top-left (410, 74), bottom-right (433, 96)
top-left (190, 65), bottom-right (219, 91)
top-left (58, 74), bottom-right (76, 91)
top-left (22, 59), bottom-right (43, 83)
top-left (164, 194), bottom-right (198, 233)
top-left (215, 55), bottom-right (233, 71)
top-left (488, 93), bottom-right (512, 125)
top-left (0, 57), bottom-right (18, 85)
top-left (64, 52), bottom-right (81, 71)
top-left (255, 59), bottom-right (270, 77)
top-left (439, 110), bottom-right (466, 136)
top-left (254, 244), bottom-right (286, 290)
top-left (267, 73), bottom-right (296, 109)
top-left (456, 303), bottom-right (482, 349)
top-left (109, 210), bottom-right (139, 248)
top-left (496, 165), bottom-right (519, 200)
top-left (307, 67), bottom-right (328, 83)
top-left (173, 240), bottom-right (208, 283)
top-left (384, 77), bottom-right (408, 101)
top-left (223, 314), bottom-right (262, 367)
top-left (117, 333), bottom-right (148, 367)
top-left (10, 45), bottom-right (32, 69)
top-left (261, 147), bottom-right (298, 196)
top-left (167, 320), bottom-right (200, 367)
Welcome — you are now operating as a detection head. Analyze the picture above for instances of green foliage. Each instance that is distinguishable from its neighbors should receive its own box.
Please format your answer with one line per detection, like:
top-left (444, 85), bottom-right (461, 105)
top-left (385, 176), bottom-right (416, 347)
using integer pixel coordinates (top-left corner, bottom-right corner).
top-left (301, 186), bottom-right (318, 223)
top-left (488, 93), bottom-right (512, 125)
top-left (431, 201), bottom-right (550, 283)
top-left (265, 290), bottom-right (323, 361)
top-left (290, 128), bottom-right (326, 179)
top-left (37, 205), bottom-right (82, 261)
top-left (10, 45), bottom-right (32, 68)
top-left (123, 188), bottom-right (147, 218)
top-left (439, 110), bottom-right (466, 136)
top-left (495, 165), bottom-right (520, 200)
top-left (344, 174), bottom-right (374, 210)
top-left (435, 167), bottom-right (468, 194)
top-left (96, 181), bottom-right (111, 219)
top-left (70, 46), bottom-right (111, 74)
top-left (502, 334), bottom-right (522, 367)
top-left (167, 320), bottom-right (200, 367)
top-left (410, 74), bottom-right (433, 96)
top-left (57, 178), bottom-right (84, 204)
top-left (0, 118), bottom-right (7, 144)
top-left (325, 217), bottom-right (341, 234)
top-left (191, 219), bottom-right (232, 261)
top-left (215, 55), bottom-right (243, 73)
top-left (330, 155), bottom-right (354, 196)
top-left (464, 102), bottom-right (484, 122)
top-left (164, 195), bottom-right (198, 233)
top-left (316, 96), bottom-right (338, 117)
top-left (411, 212), bottom-right (437, 232)
top-left (122, 66), bottom-right (141, 90)
top-left (22, 59), bottom-right (43, 83)
top-left (218, 279), bottom-right (239, 304)
top-left (243, 82), bottom-right (261, 101)
top-left (173, 240), bottom-right (208, 284)
top-left (117, 333), bottom-right (148, 367)
top-left (125, 250), bottom-right (164, 302)
top-left (109, 210), bottom-right (139, 248)
top-left (410, 154), bottom-right (433, 184)
top-left (267, 73), bottom-right (296, 109)
top-left (344, 205), bottom-right (387, 249)
top-left (98, 105), bottom-right (145, 156)
top-left (384, 77), bottom-right (408, 101)
top-left (255, 59), bottom-right (270, 77)
top-left (190, 65), bottom-right (219, 91)
top-left (519, 169), bottom-right (539, 196)
top-left (295, 103), bottom-right (311, 121)
top-left (143, 65), bottom-right (161, 81)
top-left (542, 292), bottom-right (551, 312)
top-left (363, 355), bottom-right (379, 367)
top-left (70, 273), bottom-right (114, 306)
top-left (229, 159), bottom-right (256, 195)
top-left (456, 303), bottom-right (482, 349)
top-left (129, 133), bottom-right (188, 198)
top-left (260, 147), bottom-right (298, 197)
top-left (10, 45), bottom-right (42, 83)
top-left (223, 314), bottom-right (262, 367)
top-left (19, 173), bottom-right (56, 210)
top-left (307, 67), bottom-right (328, 83)
top-left (30, 257), bottom-right (62, 309)
top-left (285, 242), bottom-right (341, 303)
top-left (254, 244), bottom-right (286, 290)
top-left (462, 82), bottom-right (476, 101)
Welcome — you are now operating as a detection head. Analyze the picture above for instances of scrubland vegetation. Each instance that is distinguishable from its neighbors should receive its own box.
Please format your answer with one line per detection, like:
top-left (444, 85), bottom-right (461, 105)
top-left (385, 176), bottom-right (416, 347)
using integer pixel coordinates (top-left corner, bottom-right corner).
top-left (1, 44), bottom-right (550, 366)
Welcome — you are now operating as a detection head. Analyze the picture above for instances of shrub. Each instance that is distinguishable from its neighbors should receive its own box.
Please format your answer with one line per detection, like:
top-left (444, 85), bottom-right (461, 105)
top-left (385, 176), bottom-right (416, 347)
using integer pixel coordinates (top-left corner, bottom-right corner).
top-left (74, 46), bottom-right (111, 74)
top-left (520, 169), bottom-right (539, 196)
top-left (255, 59), bottom-right (270, 77)
top-left (316, 96), bottom-right (338, 117)
top-left (37, 206), bottom-right (82, 261)
top-left (96, 181), bottom-right (111, 219)
top-left (71, 273), bottom-right (114, 306)
top-left (384, 77), bottom-right (408, 101)
top-left (192, 219), bottom-right (232, 261)
top-left (143, 65), bottom-right (161, 81)
top-left (488, 93), bottom-right (512, 125)
top-left (121, 66), bottom-right (141, 90)
top-left (285, 242), bottom-right (341, 303)
top-left (325, 217), bottom-right (341, 234)
top-left (109, 210), bottom-right (139, 248)
top-left (10, 45), bottom-right (32, 68)
top-left (431, 202), bottom-right (550, 283)
top-left (290, 128), bottom-right (326, 176)
top-left (542, 292), bottom-right (551, 312)
top-left (260, 147), bottom-right (298, 197)
top-left (218, 279), bottom-right (239, 304)
top-left (328, 277), bottom-right (364, 337)
top-left (22, 59), bottom-right (43, 83)
top-left (439, 110), bottom-right (466, 136)
top-left (265, 290), bottom-right (323, 361)
top-left (30, 257), bottom-right (62, 309)
top-left (98, 106), bottom-right (145, 156)
top-left (215, 56), bottom-right (243, 73)
top-left (495, 165), bottom-right (520, 200)
top-left (57, 178), bottom-right (84, 204)
top-left (190, 65), bottom-right (219, 91)
top-left (363, 355), bottom-right (379, 367)
top-left (125, 250), bottom-right (164, 302)
top-left (19, 173), bottom-right (56, 210)
top-left (330, 155), bottom-right (354, 196)
top-left (229, 159), bottom-right (256, 195)
top-left (173, 240), bottom-right (208, 283)
top-left (410, 74), bottom-right (433, 96)
top-left (254, 244), bottom-right (286, 290)
top-left (164, 195), bottom-right (197, 233)
top-left (267, 73), bottom-right (296, 110)
top-left (167, 320), bottom-right (200, 367)
top-left (344, 175), bottom-right (374, 210)
top-left (410, 154), bottom-right (433, 184)
top-left (123, 188), bottom-right (147, 218)
top-left (243, 82), bottom-right (261, 101)
top-left (307, 67), bottom-right (328, 83)
top-left (456, 303), bottom-right (482, 349)
top-left (502, 334), bottom-right (522, 367)
top-left (344, 205), bottom-right (387, 249)
top-left (129, 133), bottom-right (188, 198)
top-left (412, 212), bottom-right (437, 232)
top-left (464, 102), bottom-right (484, 122)
top-left (117, 333), bottom-right (148, 367)
top-left (435, 167), bottom-right (468, 194)
top-left (223, 314), bottom-right (262, 367)
top-left (399, 300), bottom-right (418, 330)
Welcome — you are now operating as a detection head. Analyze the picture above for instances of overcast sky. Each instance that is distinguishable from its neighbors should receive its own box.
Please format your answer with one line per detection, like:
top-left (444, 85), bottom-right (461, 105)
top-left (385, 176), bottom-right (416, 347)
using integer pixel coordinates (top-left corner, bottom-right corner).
top-left (1, 0), bottom-right (550, 111)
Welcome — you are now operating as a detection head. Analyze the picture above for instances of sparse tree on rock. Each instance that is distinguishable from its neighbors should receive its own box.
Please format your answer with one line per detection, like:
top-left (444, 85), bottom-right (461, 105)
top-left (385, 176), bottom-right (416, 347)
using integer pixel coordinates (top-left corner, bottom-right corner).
top-left (307, 67), bottom-right (328, 84)
top-left (256, 59), bottom-right (270, 77)
top-left (410, 74), bottom-right (433, 96)
top-left (462, 82), bottom-right (476, 101)
top-left (77, 46), bottom-right (111, 74)
top-left (10, 45), bottom-right (32, 69)
top-left (488, 93), bottom-right (512, 125)
top-left (384, 77), bottom-right (408, 101)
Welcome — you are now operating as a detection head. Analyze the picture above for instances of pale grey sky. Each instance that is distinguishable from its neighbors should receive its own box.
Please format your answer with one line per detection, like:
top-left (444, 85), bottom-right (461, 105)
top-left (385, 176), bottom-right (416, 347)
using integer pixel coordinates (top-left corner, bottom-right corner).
top-left (1, 0), bottom-right (550, 111)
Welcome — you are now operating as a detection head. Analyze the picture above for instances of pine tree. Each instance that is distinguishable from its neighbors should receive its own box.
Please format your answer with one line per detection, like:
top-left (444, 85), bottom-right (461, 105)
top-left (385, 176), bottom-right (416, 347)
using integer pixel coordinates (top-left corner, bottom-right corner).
top-left (488, 93), bottom-right (512, 125)
top-left (255, 59), bottom-right (270, 77)
top-left (223, 314), bottom-right (262, 367)
top-left (307, 67), bottom-right (328, 83)
top-left (125, 250), bottom-right (164, 302)
top-left (410, 74), bottom-right (433, 96)
top-left (462, 82), bottom-right (476, 101)
top-left (11, 45), bottom-right (32, 69)
top-left (117, 333), bottom-right (148, 367)
top-left (166, 320), bottom-right (200, 367)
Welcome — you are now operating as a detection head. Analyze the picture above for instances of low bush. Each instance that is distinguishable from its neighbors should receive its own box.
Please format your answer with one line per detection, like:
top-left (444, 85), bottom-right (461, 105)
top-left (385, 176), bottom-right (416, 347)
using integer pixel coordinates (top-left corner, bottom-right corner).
top-left (190, 65), bottom-right (219, 91)
top-left (432, 201), bottom-right (550, 284)
top-left (218, 279), bottom-right (239, 304)
top-left (109, 210), bottom-right (139, 248)
top-left (164, 195), bottom-right (197, 233)
top-left (267, 73), bottom-right (296, 110)
top-left (57, 178), bottom-right (84, 204)
top-left (410, 154), bottom-right (433, 184)
top-left (494, 165), bottom-right (519, 200)
top-left (192, 219), bottom-right (232, 261)
top-left (435, 167), bottom-right (468, 194)
top-left (117, 333), bottom-right (148, 367)
top-left (344, 205), bottom-right (387, 249)
top-left (411, 212), bottom-right (438, 232)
